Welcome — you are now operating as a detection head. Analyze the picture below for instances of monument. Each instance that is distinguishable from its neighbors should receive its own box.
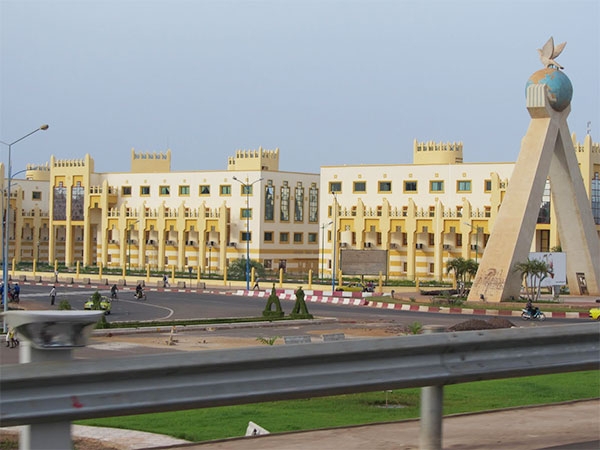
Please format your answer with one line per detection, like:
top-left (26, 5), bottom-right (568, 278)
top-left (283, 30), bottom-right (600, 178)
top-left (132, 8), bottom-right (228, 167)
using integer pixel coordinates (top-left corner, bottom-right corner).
top-left (468, 37), bottom-right (600, 302)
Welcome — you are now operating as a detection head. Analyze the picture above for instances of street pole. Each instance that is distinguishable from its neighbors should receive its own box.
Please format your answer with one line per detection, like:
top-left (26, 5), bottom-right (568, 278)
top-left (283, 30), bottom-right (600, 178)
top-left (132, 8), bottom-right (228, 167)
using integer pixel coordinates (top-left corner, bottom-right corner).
top-left (331, 193), bottom-right (338, 293)
top-left (321, 221), bottom-right (332, 282)
top-left (233, 176), bottom-right (263, 290)
top-left (1, 124), bottom-right (48, 332)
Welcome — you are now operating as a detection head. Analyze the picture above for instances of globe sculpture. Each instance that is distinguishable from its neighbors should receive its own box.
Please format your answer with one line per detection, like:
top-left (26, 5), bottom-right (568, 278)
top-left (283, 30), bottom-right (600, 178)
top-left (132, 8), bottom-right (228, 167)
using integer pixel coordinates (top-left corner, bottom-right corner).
top-left (525, 68), bottom-right (573, 112)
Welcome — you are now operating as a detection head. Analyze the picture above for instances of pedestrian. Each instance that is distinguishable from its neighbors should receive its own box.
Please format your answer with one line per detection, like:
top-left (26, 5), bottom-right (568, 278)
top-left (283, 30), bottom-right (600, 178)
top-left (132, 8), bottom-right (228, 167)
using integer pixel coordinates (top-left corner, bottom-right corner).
top-left (5, 329), bottom-right (10, 347)
top-left (9, 328), bottom-right (18, 348)
top-left (13, 283), bottom-right (20, 302)
top-left (50, 285), bottom-right (56, 306)
top-left (163, 274), bottom-right (170, 288)
top-left (54, 270), bottom-right (59, 283)
top-left (253, 277), bottom-right (260, 290)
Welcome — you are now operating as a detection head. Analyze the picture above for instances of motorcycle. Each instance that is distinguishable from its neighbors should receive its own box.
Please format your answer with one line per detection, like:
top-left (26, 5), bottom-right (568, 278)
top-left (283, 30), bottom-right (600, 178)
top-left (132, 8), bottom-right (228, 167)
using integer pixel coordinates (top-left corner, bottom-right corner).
top-left (521, 307), bottom-right (546, 321)
top-left (133, 290), bottom-right (147, 301)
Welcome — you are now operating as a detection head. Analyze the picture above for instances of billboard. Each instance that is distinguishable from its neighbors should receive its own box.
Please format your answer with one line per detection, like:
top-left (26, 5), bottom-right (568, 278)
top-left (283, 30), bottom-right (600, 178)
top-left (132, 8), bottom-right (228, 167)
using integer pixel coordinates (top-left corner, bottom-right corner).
top-left (528, 252), bottom-right (566, 286)
top-left (339, 250), bottom-right (387, 276)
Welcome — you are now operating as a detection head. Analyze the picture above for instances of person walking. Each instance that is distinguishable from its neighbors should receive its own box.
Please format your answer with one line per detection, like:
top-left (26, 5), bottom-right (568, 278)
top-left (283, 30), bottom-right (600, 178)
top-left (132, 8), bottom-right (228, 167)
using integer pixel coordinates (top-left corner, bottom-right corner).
top-left (163, 274), bottom-right (170, 288)
top-left (50, 285), bottom-right (56, 306)
top-left (253, 277), bottom-right (261, 290)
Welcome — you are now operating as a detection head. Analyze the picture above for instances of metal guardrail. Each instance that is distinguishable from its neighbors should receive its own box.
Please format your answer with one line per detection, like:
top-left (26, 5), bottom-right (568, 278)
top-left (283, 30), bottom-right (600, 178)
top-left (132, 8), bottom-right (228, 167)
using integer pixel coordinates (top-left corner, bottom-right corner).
top-left (1, 323), bottom-right (598, 427)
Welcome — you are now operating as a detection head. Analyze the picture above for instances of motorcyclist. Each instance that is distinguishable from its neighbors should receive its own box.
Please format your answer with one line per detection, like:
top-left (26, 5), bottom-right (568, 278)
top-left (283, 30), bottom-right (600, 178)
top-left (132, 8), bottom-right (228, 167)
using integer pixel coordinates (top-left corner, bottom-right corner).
top-left (110, 284), bottom-right (118, 299)
top-left (135, 283), bottom-right (143, 298)
top-left (526, 299), bottom-right (538, 317)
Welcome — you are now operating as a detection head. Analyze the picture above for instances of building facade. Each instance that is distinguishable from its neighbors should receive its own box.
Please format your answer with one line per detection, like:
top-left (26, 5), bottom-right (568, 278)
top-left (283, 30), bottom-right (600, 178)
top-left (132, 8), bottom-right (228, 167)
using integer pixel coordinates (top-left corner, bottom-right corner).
top-left (319, 135), bottom-right (600, 282)
top-left (2, 135), bottom-right (598, 282)
top-left (1, 147), bottom-right (321, 275)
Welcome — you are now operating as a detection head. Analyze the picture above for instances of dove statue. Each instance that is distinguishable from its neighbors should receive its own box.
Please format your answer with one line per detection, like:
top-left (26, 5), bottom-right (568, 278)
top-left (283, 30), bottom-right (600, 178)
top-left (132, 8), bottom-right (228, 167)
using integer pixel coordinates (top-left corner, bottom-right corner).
top-left (537, 37), bottom-right (566, 70)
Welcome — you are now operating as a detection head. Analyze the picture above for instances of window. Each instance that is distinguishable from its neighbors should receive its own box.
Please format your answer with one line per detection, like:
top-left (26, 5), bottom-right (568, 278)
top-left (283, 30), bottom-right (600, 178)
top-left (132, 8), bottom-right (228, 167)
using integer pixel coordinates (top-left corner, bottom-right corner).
top-left (484, 179), bottom-right (492, 192)
top-left (329, 181), bottom-right (342, 193)
top-left (220, 185), bottom-right (231, 195)
top-left (429, 233), bottom-right (435, 246)
top-left (308, 185), bottom-right (318, 223)
top-left (378, 181), bottom-right (392, 192)
top-left (279, 232), bottom-right (289, 243)
top-left (353, 181), bottom-right (366, 193)
top-left (294, 185), bottom-right (304, 222)
top-left (280, 183), bottom-right (290, 221)
top-left (457, 180), bottom-right (472, 192)
top-left (199, 185), bottom-right (210, 195)
top-left (240, 184), bottom-right (252, 195)
top-left (121, 186), bottom-right (132, 196)
top-left (404, 181), bottom-right (417, 192)
top-left (265, 183), bottom-right (275, 221)
top-left (293, 232), bottom-right (303, 243)
top-left (264, 231), bottom-right (274, 242)
top-left (179, 185), bottom-right (190, 196)
top-left (159, 186), bottom-right (170, 195)
top-left (430, 181), bottom-right (444, 192)
top-left (32, 191), bottom-right (42, 201)
top-left (264, 259), bottom-right (272, 269)
top-left (241, 208), bottom-right (252, 219)
top-left (241, 231), bottom-right (251, 242)
top-left (140, 186), bottom-right (150, 196)
top-left (456, 234), bottom-right (463, 247)
top-left (308, 232), bottom-right (317, 243)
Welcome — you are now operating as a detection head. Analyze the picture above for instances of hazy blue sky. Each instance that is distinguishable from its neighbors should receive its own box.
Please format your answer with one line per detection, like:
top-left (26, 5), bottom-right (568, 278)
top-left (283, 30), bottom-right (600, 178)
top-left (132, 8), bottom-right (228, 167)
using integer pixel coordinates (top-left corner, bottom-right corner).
top-left (1, 0), bottom-right (598, 175)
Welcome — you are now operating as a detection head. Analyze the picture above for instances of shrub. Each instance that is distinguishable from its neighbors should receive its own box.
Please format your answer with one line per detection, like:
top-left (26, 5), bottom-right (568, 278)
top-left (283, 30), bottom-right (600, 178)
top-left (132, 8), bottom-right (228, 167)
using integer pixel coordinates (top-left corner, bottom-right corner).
top-left (58, 299), bottom-right (72, 310)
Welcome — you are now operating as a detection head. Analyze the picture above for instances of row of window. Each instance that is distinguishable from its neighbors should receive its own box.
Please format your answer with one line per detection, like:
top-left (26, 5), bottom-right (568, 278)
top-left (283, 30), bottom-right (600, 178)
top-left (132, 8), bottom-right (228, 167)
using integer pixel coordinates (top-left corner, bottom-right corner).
top-left (329, 179), bottom-right (493, 194)
top-left (122, 184), bottom-right (251, 197)
top-left (234, 231), bottom-right (318, 244)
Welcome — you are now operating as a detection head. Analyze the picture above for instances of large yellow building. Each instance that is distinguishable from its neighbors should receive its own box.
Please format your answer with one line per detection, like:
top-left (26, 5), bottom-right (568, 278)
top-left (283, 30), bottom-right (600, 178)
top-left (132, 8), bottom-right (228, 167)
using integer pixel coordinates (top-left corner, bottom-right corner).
top-left (1, 135), bottom-right (598, 282)
top-left (1, 147), bottom-right (320, 275)
top-left (320, 135), bottom-right (599, 282)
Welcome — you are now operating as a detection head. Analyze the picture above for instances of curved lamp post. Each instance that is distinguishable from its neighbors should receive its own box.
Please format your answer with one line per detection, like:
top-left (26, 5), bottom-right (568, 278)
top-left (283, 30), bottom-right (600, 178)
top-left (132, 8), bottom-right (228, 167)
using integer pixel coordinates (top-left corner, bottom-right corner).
top-left (1, 124), bottom-right (49, 332)
top-left (320, 221), bottom-right (333, 282)
top-left (232, 176), bottom-right (263, 290)
top-left (331, 192), bottom-right (338, 293)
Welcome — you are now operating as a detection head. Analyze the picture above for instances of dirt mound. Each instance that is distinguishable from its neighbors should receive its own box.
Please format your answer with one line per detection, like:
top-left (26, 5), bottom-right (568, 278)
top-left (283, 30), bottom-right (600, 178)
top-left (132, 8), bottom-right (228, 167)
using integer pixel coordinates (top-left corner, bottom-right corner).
top-left (447, 317), bottom-right (515, 331)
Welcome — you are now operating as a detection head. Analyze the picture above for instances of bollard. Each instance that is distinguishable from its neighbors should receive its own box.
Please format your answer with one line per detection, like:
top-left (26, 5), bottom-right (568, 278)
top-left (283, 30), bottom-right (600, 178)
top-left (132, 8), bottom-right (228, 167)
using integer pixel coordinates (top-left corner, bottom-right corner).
top-left (419, 325), bottom-right (446, 450)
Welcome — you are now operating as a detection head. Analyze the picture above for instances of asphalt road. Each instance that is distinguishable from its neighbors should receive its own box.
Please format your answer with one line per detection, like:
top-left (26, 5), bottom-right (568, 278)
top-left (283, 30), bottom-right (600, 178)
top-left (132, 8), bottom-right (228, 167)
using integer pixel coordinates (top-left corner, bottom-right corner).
top-left (9, 283), bottom-right (585, 326)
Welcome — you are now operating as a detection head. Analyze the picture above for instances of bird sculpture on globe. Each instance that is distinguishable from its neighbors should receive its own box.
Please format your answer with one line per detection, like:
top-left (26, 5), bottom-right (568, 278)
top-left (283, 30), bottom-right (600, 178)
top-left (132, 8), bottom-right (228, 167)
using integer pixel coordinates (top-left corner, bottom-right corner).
top-left (526, 37), bottom-right (572, 112)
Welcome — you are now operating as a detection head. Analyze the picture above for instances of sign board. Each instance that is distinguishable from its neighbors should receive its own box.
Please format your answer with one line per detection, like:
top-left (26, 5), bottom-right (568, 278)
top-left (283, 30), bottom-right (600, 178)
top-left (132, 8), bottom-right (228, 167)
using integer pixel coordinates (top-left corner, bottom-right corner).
top-left (340, 250), bottom-right (387, 275)
top-left (528, 252), bottom-right (566, 287)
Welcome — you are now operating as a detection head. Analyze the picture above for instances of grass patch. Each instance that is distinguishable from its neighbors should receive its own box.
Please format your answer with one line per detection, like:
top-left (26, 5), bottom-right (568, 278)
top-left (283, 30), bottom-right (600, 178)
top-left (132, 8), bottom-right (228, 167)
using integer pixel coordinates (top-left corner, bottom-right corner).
top-left (78, 370), bottom-right (599, 442)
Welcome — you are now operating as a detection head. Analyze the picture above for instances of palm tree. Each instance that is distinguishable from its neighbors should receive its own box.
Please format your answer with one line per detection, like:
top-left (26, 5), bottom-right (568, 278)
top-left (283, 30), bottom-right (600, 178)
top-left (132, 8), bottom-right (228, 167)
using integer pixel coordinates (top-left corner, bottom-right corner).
top-left (446, 257), bottom-right (479, 296)
top-left (514, 258), bottom-right (550, 302)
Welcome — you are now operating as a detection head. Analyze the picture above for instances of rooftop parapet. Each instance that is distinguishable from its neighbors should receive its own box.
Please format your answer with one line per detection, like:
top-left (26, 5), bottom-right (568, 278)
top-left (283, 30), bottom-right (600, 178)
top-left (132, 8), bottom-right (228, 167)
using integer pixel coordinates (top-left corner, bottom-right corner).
top-left (413, 139), bottom-right (464, 164)
top-left (228, 146), bottom-right (280, 171)
top-left (131, 148), bottom-right (171, 173)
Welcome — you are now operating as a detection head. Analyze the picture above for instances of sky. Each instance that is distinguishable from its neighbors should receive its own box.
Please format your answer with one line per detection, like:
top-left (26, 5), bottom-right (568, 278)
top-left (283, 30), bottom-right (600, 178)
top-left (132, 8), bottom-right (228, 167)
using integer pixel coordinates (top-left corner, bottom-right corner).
top-left (1, 0), bottom-right (599, 176)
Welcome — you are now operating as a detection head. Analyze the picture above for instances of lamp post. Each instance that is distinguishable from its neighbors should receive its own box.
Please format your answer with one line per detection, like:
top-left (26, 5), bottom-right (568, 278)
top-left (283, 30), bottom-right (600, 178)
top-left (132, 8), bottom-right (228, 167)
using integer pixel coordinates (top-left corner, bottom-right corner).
top-left (331, 192), bottom-right (338, 293)
top-left (207, 241), bottom-right (214, 278)
top-left (463, 222), bottom-right (482, 263)
top-left (320, 221), bottom-right (333, 282)
top-left (126, 219), bottom-right (140, 275)
top-left (1, 124), bottom-right (49, 331)
top-left (233, 176), bottom-right (263, 290)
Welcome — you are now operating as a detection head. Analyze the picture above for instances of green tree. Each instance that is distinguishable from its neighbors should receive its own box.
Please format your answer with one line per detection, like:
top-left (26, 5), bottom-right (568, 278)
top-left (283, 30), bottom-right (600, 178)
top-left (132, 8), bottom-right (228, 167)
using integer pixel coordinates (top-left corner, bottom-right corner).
top-left (514, 258), bottom-right (550, 302)
top-left (227, 258), bottom-right (266, 281)
top-left (446, 257), bottom-right (479, 296)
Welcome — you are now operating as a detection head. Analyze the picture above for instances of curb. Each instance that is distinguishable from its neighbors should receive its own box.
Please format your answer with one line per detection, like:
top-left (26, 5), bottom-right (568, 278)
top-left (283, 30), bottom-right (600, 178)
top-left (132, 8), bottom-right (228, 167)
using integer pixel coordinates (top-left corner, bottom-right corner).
top-left (9, 280), bottom-right (591, 320)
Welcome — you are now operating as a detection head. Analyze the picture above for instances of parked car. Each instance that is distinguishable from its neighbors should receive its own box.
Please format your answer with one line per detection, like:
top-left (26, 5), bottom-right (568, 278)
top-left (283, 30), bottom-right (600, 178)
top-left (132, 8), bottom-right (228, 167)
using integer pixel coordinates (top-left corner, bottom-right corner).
top-left (335, 282), bottom-right (368, 292)
top-left (589, 308), bottom-right (600, 320)
top-left (84, 295), bottom-right (112, 315)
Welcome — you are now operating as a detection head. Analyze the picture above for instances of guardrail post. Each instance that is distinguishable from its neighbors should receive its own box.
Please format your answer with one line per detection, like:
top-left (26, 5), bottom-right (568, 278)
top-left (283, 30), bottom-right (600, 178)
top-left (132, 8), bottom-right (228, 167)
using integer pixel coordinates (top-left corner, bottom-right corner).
top-left (20, 342), bottom-right (74, 450)
top-left (419, 325), bottom-right (446, 450)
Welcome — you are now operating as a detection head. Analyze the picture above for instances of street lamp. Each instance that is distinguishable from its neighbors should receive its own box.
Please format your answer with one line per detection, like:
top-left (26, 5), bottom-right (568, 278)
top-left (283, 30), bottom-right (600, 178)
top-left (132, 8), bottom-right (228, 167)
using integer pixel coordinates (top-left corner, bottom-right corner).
top-left (320, 221), bottom-right (333, 282)
top-left (463, 222), bottom-right (482, 263)
top-left (233, 176), bottom-right (263, 290)
top-left (331, 192), bottom-right (338, 293)
top-left (127, 219), bottom-right (140, 275)
top-left (1, 124), bottom-right (49, 331)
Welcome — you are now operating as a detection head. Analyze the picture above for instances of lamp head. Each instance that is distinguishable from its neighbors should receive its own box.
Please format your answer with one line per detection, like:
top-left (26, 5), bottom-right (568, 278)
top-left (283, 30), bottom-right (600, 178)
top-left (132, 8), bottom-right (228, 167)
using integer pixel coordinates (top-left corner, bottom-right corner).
top-left (40, 124), bottom-right (49, 131)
